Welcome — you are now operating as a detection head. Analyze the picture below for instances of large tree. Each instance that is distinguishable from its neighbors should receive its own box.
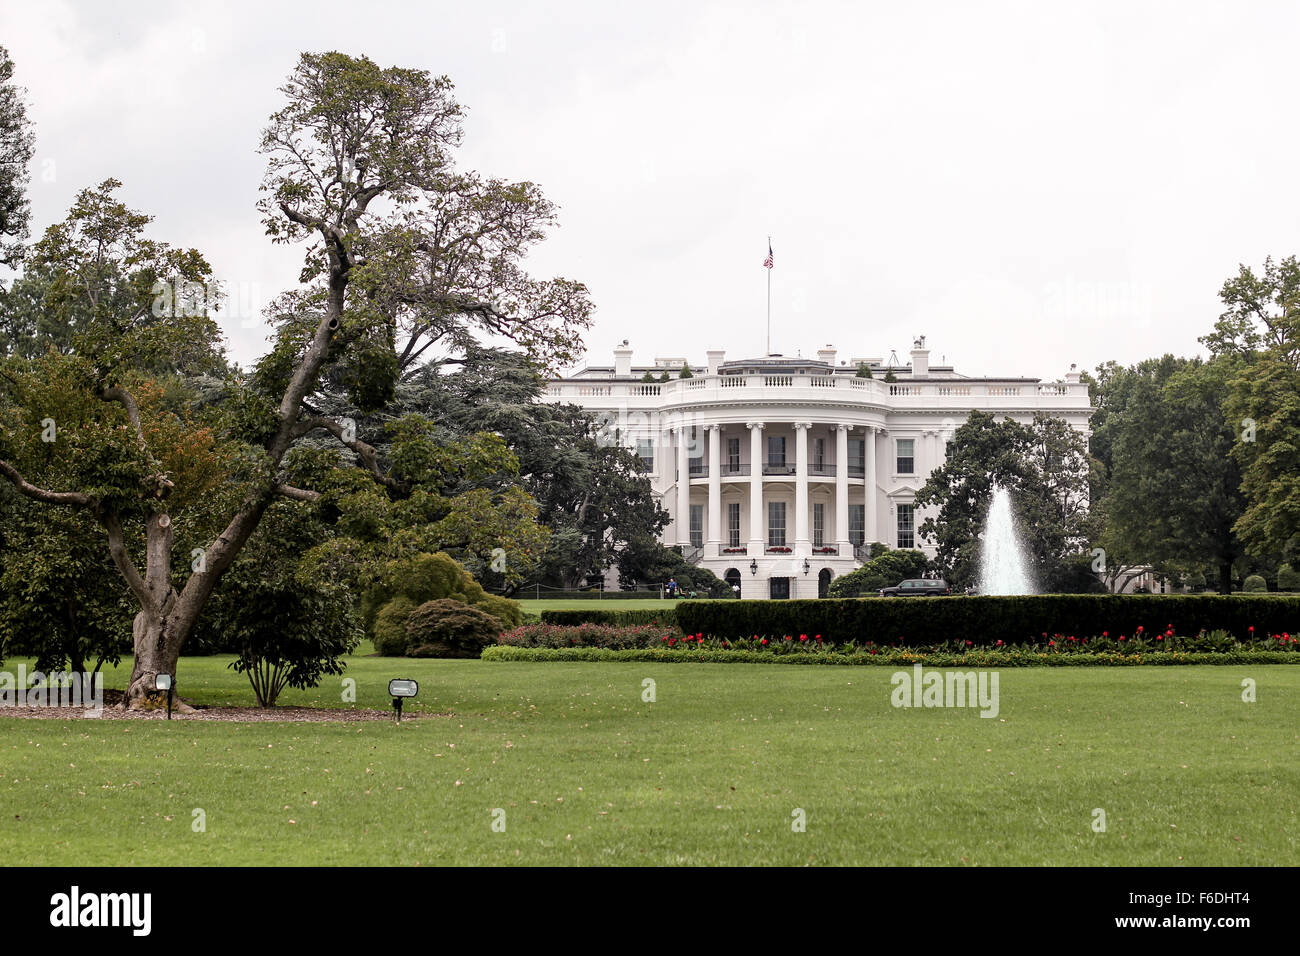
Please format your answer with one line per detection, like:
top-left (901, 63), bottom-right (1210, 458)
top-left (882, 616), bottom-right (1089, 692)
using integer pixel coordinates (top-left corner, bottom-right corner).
top-left (1202, 256), bottom-right (1300, 560)
top-left (1098, 356), bottom-right (1246, 593)
top-left (0, 45), bottom-right (34, 270)
top-left (0, 52), bottom-right (591, 701)
top-left (914, 411), bottom-right (1094, 590)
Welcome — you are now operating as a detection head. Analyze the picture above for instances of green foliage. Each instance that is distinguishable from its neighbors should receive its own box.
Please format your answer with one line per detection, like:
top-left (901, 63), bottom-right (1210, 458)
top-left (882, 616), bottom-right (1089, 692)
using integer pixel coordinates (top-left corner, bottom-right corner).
top-left (915, 411), bottom-right (1093, 589)
top-left (1098, 356), bottom-right (1245, 592)
top-left (882, 368), bottom-right (897, 383)
top-left (1278, 564), bottom-right (1300, 592)
top-left (1243, 574), bottom-right (1268, 593)
top-left (673, 594), bottom-right (1300, 646)
top-left (498, 622), bottom-right (680, 649)
top-left (361, 552), bottom-right (521, 653)
top-left (538, 607), bottom-right (680, 628)
top-left (0, 45), bottom-right (35, 269)
top-left (405, 599), bottom-right (503, 658)
top-left (855, 362), bottom-right (873, 379)
top-left (678, 366), bottom-right (693, 378)
top-left (616, 537), bottom-right (730, 596)
top-left (372, 596), bottom-right (417, 657)
top-left (827, 549), bottom-right (930, 597)
top-left (641, 371), bottom-right (656, 383)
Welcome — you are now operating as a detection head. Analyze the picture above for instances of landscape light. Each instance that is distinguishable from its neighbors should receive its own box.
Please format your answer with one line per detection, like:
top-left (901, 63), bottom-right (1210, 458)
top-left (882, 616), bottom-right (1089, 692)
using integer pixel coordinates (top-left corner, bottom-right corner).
top-left (155, 673), bottom-right (174, 720)
top-left (389, 678), bottom-right (418, 723)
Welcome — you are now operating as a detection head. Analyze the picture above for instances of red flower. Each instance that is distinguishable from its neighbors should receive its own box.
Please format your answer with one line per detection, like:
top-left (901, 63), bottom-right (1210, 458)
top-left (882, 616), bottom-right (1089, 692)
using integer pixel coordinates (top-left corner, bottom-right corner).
top-left (799, 635), bottom-right (807, 642)
top-left (815, 634), bottom-right (821, 641)
top-left (1103, 631), bottom-right (1109, 637)
top-left (1119, 635), bottom-right (1126, 641)
top-left (1156, 635), bottom-right (1163, 641)
top-left (1049, 640), bottom-right (1056, 646)
top-left (1137, 626), bottom-right (1144, 632)
top-left (995, 640), bottom-right (1003, 646)
top-left (760, 638), bottom-right (768, 645)
top-left (965, 640), bottom-right (972, 646)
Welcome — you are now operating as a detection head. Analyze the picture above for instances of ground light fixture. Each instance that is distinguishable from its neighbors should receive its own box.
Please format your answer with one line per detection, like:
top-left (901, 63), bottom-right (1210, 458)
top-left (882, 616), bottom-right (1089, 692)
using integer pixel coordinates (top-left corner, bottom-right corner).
top-left (389, 678), bottom-right (418, 723)
top-left (155, 673), bottom-right (174, 720)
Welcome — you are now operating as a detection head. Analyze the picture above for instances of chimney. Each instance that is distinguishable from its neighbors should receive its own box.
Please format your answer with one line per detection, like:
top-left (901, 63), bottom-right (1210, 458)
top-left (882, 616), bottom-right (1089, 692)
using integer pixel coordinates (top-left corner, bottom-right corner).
top-left (614, 340), bottom-right (632, 377)
top-left (1065, 363), bottom-right (1081, 385)
top-left (706, 349), bottom-right (725, 375)
top-left (909, 335), bottom-right (929, 378)
top-left (816, 344), bottom-right (837, 366)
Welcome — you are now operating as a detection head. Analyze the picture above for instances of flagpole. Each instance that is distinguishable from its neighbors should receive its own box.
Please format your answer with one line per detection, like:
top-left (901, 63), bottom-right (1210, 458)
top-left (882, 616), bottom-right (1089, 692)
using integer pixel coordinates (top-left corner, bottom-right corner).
top-left (766, 235), bottom-right (771, 355)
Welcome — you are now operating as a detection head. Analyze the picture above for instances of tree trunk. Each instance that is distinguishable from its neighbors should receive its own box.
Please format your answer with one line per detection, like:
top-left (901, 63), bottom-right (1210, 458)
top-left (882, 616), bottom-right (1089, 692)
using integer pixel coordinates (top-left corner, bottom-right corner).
top-left (1219, 562), bottom-right (1233, 595)
top-left (125, 610), bottom-right (184, 704)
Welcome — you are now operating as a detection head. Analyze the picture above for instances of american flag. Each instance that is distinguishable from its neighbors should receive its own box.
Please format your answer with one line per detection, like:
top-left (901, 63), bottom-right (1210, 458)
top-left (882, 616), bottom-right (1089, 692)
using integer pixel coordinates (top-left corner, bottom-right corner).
top-left (763, 242), bottom-right (774, 269)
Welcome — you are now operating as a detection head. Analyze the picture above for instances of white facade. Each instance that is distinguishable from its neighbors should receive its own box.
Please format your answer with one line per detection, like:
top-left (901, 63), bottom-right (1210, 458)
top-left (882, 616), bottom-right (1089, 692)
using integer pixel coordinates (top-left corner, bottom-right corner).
top-left (542, 339), bottom-right (1092, 599)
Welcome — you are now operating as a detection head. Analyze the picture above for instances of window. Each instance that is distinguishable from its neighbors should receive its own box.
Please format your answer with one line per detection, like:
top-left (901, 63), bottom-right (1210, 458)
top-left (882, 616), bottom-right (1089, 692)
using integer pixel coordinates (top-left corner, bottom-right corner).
top-left (896, 503), bottom-right (914, 549)
top-left (849, 504), bottom-right (865, 546)
top-left (767, 501), bottom-right (787, 547)
top-left (896, 439), bottom-right (914, 475)
top-left (636, 438), bottom-right (654, 472)
top-left (767, 436), bottom-right (786, 468)
top-left (727, 437), bottom-right (740, 471)
top-left (813, 438), bottom-right (826, 469)
top-left (848, 438), bottom-right (865, 476)
top-left (690, 504), bottom-right (703, 548)
top-left (688, 427), bottom-right (703, 474)
top-left (813, 502), bottom-right (825, 546)
top-left (727, 502), bottom-right (741, 547)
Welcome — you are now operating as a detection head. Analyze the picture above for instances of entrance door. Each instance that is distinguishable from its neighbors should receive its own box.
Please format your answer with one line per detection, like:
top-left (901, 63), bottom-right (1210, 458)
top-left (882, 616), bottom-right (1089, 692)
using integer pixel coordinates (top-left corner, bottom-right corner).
top-left (769, 576), bottom-right (790, 600)
top-left (818, 568), bottom-right (832, 598)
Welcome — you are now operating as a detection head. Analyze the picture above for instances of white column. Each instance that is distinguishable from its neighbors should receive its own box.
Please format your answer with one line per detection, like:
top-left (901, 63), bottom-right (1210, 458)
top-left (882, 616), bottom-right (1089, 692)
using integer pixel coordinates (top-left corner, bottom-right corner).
top-left (865, 426), bottom-right (878, 545)
top-left (676, 424), bottom-right (691, 546)
top-left (706, 425), bottom-right (721, 549)
top-left (794, 421), bottom-right (811, 554)
top-left (835, 424), bottom-right (850, 550)
top-left (747, 421), bottom-right (764, 552)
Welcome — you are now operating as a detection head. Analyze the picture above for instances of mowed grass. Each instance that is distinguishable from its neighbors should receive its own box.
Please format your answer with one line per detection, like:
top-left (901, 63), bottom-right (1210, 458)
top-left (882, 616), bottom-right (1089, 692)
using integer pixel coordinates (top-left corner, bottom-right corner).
top-left (516, 598), bottom-right (679, 613)
top-left (1, 653), bottom-right (1297, 866)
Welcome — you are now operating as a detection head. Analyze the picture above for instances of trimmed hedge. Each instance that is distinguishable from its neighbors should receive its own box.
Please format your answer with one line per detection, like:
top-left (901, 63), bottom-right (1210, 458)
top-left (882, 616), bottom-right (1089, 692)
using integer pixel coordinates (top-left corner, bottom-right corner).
top-left (481, 646), bottom-right (1300, 667)
top-left (539, 608), bottom-right (679, 628)
top-left (673, 595), bottom-right (1300, 647)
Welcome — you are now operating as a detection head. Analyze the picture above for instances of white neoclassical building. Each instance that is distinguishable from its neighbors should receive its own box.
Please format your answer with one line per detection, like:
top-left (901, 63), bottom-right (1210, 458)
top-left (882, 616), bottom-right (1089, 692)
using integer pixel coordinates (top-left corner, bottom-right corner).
top-left (541, 338), bottom-right (1092, 599)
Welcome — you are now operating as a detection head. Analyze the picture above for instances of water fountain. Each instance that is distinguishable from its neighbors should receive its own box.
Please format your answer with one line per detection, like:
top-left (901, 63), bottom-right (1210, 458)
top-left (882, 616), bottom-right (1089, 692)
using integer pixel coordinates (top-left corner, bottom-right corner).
top-left (978, 486), bottom-right (1035, 595)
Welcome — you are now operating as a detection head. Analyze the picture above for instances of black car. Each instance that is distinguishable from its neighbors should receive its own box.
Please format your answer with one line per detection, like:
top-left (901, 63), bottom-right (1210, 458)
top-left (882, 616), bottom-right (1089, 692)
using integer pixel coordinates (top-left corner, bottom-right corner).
top-left (878, 578), bottom-right (951, 597)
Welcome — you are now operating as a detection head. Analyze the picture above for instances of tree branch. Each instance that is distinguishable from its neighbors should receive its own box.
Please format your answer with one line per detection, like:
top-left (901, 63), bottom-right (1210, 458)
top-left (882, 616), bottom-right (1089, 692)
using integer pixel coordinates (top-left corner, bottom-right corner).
top-left (0, 459), bottom-right (95, 508)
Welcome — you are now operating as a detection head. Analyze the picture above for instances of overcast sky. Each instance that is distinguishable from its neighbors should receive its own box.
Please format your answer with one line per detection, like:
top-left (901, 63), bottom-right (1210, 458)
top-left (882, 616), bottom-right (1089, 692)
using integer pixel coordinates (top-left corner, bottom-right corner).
top-left (3, 0), bottom-right (1298, 380)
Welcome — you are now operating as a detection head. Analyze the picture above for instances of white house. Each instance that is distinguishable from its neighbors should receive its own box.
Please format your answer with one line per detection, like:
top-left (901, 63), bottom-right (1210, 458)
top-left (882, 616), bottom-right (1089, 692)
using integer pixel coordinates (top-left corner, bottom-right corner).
top-left (541, 338), bottom-right (1092, 599)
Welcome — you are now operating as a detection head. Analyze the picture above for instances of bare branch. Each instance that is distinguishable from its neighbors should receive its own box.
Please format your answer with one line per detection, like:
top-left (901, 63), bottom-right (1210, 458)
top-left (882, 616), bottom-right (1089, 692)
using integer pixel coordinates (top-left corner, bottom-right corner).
top-left (276, 483), bottom-right (322, 502)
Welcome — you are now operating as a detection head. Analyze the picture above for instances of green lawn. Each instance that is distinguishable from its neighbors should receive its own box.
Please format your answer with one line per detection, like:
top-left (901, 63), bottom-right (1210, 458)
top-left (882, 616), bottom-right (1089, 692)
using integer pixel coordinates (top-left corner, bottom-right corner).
top-left (516, 598), bottom-right (680, 613)
top-left (2, 653), bottom-right (1297, 865)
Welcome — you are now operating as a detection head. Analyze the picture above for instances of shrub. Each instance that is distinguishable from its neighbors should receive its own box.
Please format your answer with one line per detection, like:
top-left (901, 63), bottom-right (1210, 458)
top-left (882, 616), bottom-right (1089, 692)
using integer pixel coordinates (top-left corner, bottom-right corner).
top-left (372, 596), bottom-right (417, 656)
top-left (1243, 575), bottom-right (1268, 593)
top-left (1277, 564), bottom-right (1300, 592)
top-left (539, 608), bottom-right (679, 628)
top-left (498, 623), bottom-right (680, 649)
top-left (361, 552), bottom-right (521, 648)
top-left (405, 599), bottom-right (503, 658)
top-left (674, 594), bottom-right (1300, 647)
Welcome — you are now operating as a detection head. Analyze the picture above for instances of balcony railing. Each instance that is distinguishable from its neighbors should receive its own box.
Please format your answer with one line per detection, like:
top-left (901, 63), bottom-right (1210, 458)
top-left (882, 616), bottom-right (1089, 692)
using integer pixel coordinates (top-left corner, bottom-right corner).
top-left (688, 462), bottom-right (708, 476)
top-left (762, 462), bottom-right (796, 476)
top-left (544, 374), bottom-right (1090, 405)
top-left (808, 462), bottom-right (835, 476)
top-left (720, 464), bottom-right (750, 476)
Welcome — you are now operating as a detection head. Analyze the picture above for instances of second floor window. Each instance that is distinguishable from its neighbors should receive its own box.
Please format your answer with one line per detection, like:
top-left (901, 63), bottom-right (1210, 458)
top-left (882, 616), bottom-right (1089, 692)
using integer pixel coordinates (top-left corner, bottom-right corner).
top-left (767, 436), bottom-right (786, 468)
top-left (768, 501), bottom-right (787, 547)
top-left (896, 439), bottom-right (914, 475)
top-left (727, 437), bottom-right (740, 471)
top-left (849, 504), bottom-right (865, 546)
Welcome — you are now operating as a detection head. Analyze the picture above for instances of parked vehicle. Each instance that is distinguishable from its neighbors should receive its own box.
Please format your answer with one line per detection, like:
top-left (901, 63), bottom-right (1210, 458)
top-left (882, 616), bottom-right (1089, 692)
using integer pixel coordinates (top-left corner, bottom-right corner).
top-left (878, 578), bottom-right (951, 597)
